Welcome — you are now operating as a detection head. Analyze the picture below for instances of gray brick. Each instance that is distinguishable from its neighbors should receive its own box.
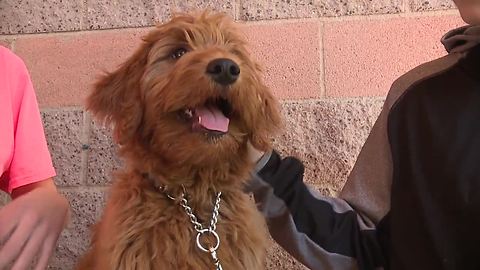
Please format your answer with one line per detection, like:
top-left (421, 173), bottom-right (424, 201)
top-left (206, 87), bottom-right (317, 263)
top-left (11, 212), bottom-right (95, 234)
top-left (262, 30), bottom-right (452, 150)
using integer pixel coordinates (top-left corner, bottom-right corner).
top-left (85, 0), bottom-right (236, 31)
top-left (84, 98), bottom-right (384, 192)
top-left (49, 189), bottom-right (106, 269)
top-left (241, 0), bottom-right (404, 20)
top-left (410, 0), bottom-right (456, 11)
top-left (266, 239), bottom-right (308, 269)
top-left (42, 109), bottom-right (84, 187)
top-left (55, 97), bottom-right (385, 268)
top-left (0, 0), bottom-right (83, 34)
top-left (168, 0), bottom-right (236, 21)
top-left (150, 0), bottom-right (176, 24)
top-left (87, 123), bottom-right (122, 186)
top-left (276, 98), bottom-right (384, 195)
top-left (86, 0), bottom-right (157, 30)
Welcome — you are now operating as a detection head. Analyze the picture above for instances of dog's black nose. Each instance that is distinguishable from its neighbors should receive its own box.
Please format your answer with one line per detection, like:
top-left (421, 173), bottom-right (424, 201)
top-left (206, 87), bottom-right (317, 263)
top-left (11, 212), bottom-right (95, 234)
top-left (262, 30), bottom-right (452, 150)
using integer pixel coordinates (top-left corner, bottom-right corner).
top-left (206, 58), bottom-right (240, 86)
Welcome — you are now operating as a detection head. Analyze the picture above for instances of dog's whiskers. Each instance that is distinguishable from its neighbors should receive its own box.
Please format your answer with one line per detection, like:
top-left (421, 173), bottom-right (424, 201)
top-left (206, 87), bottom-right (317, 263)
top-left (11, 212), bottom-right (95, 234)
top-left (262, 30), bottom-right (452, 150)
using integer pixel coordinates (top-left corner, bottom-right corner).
top-left (205, 133), bottom-right (223, 144)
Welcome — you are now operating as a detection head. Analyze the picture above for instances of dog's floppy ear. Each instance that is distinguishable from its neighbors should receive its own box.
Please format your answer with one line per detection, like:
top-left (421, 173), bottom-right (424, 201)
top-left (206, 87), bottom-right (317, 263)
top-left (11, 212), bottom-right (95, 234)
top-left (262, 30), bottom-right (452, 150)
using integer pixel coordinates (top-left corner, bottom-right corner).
top-left (249, 81), bottom-right (283, 152)
top-left (87, 44), bottom-right (150, 145)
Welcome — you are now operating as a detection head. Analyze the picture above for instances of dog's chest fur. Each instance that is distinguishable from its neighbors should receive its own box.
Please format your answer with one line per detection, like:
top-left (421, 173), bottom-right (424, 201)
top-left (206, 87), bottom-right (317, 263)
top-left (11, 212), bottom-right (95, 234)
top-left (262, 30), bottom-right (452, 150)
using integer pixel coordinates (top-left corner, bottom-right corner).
top-left (77, 172), bottom-right (268, 270)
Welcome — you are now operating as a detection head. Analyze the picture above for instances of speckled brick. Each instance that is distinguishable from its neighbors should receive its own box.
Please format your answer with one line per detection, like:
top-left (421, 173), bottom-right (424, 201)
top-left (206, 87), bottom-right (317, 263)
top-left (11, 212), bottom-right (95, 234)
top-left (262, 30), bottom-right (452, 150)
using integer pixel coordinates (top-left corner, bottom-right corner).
top-left (240, 0), bottom-right (403, 20)
top-left (84, 98), bottom-right (383, 194)
top-left (41, 109), bottom-right (84, 186)
top-left (49, 189), bottom-right (106, 269)
top-left (46, 189), bottom-right (306, 269)
top-left (86, 0), bottom-right (156, 30)
top-left (410, 0), bottom-right (456, 11)
top-left (151, 0), bottom-right (176, 23)
top-left (275, 98), bottom-right (384, 195)
top-left (0, 0), bottom-right (83, 34)
top-left (87, 122), bottom-right (122, 185)
top-left (43, 98), bottom-right (384, 268)
top-left (266, 239), bottom-right (308, 269)
top-left (86, 0), bottom-right (236, 30)
top-left (169, 0), bottom-right (236, 21)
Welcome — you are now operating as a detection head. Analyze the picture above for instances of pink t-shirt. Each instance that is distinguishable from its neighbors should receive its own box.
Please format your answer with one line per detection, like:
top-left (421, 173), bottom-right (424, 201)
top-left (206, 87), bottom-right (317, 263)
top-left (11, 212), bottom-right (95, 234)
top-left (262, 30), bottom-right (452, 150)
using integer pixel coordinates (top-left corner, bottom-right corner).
top-left (0, 46), bottom-right (56, 193)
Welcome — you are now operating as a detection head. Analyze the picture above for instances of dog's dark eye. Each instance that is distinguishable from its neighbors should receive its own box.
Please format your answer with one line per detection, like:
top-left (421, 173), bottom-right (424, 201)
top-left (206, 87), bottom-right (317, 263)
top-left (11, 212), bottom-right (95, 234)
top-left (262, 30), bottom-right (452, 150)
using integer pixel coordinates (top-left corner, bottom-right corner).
top-left (171, 48), bottom-right (187, 59)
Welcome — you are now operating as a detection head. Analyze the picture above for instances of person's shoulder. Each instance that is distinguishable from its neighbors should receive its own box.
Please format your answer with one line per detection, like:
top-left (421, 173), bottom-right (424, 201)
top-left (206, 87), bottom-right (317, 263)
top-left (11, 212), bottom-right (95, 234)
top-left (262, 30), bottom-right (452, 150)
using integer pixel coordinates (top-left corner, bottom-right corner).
top-left (0, 46), bottom-right (30, 99)
top-left (384, 53), bottom-right (463, 110)
top-left (0, 45), bottom-right (27, 72)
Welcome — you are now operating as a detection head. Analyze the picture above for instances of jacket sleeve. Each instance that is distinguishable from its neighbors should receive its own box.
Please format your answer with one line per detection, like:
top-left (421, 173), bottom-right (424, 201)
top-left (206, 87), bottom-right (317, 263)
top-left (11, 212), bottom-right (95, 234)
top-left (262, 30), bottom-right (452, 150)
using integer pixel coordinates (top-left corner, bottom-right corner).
top-left (248, 150), bottom-right (385, 270)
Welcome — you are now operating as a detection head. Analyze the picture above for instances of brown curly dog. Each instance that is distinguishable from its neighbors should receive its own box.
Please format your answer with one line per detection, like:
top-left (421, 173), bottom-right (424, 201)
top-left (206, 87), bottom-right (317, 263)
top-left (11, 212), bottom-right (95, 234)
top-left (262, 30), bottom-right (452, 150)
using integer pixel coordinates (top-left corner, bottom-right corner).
top-left (76, 11), bottom-right (281, 270)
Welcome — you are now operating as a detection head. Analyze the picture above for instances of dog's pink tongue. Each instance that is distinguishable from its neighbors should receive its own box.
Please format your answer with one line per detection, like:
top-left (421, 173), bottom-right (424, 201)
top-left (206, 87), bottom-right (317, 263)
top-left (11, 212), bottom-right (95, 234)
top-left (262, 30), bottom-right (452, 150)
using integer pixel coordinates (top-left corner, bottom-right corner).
top-left (196, 106), bottom-right (229, 132)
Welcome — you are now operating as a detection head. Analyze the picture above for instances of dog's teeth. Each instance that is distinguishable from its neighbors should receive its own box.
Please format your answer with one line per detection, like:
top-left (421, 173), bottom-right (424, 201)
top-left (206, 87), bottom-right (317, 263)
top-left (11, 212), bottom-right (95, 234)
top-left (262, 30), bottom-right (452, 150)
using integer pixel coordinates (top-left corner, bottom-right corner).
top-left (184, 109), bottom-right (193, 118)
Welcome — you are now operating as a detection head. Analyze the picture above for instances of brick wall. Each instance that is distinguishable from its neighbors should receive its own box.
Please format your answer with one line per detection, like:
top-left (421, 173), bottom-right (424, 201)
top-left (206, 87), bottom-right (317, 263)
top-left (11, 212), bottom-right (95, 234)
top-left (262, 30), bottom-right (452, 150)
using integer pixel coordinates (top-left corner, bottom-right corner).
top-left (0, 1), bottom-right (463, 269)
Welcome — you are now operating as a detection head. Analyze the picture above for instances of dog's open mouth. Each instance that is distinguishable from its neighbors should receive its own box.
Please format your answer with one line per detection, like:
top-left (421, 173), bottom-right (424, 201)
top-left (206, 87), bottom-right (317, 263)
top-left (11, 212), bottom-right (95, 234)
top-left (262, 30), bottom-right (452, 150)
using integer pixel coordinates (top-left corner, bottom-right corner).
top-left (179, 98), bottom-right (233, 138)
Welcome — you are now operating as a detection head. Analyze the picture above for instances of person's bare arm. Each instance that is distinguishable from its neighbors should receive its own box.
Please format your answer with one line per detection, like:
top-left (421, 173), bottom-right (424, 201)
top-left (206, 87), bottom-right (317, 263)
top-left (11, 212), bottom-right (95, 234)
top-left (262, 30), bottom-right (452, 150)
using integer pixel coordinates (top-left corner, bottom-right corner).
top-left (0, 178), bottom-right (69, 270)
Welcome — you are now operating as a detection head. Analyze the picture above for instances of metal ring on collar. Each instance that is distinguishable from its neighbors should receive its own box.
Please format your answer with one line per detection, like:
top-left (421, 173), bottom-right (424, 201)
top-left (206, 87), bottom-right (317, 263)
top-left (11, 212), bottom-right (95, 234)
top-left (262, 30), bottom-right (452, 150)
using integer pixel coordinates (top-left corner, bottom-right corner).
top-left (196, 229), bottom-right (220, 253)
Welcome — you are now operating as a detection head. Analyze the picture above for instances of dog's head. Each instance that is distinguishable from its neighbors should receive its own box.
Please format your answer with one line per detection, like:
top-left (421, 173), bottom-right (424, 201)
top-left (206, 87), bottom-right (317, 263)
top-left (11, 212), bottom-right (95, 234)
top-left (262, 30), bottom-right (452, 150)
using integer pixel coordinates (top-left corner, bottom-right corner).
top-left (87, 12), bottom-right (281, 172)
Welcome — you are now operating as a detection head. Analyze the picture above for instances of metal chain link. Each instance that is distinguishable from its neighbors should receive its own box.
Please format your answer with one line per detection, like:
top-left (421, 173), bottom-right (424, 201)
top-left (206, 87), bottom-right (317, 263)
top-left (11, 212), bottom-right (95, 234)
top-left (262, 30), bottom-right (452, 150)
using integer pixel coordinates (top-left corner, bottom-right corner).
top-left (209, 192), bottom-right (221, 232)
top-left (159, 185), bottom-right (223, 270)
top-left (179, 195), bottom-right (205, 232)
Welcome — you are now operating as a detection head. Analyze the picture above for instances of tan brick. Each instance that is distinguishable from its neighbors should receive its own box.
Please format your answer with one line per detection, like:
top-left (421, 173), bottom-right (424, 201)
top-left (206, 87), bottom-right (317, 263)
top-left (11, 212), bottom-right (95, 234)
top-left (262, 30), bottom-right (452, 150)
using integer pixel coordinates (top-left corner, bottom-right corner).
top-left (410, 0), bottom-right (456, 11)
top-left (15, 28), bottom-right (150, 107)
top-left (242, 21), bottom-right (322, 100)
top-left (15, 20), bottom-right (321, 107)
top-left (0, 0), bottom-right (83, 34)
top-left (324, 15), bottom-right (464, 97)
top-left (240, 0), bottom-right (404, 20)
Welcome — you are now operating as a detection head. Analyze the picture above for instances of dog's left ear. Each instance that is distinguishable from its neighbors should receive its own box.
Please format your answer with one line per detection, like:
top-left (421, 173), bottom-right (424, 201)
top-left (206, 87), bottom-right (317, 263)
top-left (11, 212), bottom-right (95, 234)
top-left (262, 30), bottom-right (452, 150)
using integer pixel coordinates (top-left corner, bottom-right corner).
top-left (248, 82), bottom-right (282, 152)
top-left (87, 43), bottom-right (150, 145)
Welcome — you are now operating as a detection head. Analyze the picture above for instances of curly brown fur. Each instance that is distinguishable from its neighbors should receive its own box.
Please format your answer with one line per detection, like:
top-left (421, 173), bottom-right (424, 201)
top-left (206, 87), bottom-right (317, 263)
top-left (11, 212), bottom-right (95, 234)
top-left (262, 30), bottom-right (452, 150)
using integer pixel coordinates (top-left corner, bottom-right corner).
top-left (76, 11), bottom-right (282, 270)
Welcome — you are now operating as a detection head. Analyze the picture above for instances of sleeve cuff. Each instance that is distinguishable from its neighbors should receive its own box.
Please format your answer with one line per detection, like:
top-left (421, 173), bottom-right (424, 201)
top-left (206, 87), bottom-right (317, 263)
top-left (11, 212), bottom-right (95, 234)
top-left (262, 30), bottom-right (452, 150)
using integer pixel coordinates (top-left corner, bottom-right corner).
top-left (254, 150), bottom-right (273, 173)
top-left (6, 168), bottom-right (56, 194)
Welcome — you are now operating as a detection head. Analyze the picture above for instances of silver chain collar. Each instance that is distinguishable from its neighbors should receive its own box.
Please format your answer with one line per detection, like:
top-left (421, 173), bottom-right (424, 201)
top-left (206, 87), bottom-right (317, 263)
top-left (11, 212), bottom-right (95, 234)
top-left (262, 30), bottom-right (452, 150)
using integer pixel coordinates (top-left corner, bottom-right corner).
top-left (158, 185), bottom-right (224, 270)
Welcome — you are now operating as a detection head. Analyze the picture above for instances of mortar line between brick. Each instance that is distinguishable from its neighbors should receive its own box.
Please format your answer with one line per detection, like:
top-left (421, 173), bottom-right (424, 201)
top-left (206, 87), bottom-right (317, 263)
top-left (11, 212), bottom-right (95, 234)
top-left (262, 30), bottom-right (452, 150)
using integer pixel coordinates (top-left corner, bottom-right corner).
top-left (80, 110), bottom-right (92, 186)
top-left (235, 0), bottom-right (241, 21)
top-left (280, 96), bottom-right (387, 103)
top-left (10, 39), bottom-right (16, 51)
top-left (404, 0), bottom-right (412, 14)
top-left (83, 183), bottom-right (112, 188)
top-left (58, 186), bottom-right (110, 192)
top-left (80, 0), bottom-right (87, 30)
top-left (237, 9), bottom-right (458, 24)
top-left (319, 22), bottom-right (326, 98)
top-left (40, 106), bottom-right (84, 111)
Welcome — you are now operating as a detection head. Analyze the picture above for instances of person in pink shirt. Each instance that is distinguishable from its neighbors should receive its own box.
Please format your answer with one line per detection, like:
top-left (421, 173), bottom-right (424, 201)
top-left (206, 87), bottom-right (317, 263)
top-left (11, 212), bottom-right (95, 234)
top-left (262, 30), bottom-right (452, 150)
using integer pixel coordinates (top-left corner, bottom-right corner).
top-left (0, 46), bottom-right (69, 270)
